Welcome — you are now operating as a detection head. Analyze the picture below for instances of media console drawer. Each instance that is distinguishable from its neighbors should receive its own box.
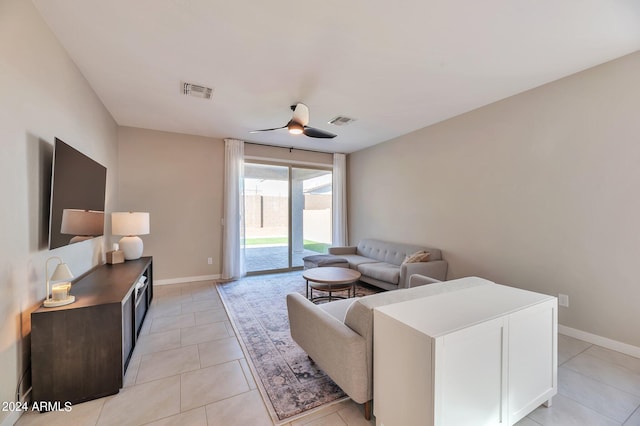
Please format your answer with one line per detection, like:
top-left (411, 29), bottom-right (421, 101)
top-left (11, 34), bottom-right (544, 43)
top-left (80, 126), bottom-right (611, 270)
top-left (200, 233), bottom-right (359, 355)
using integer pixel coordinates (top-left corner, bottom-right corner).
top-left (31, 256), bottom-right (153, 405)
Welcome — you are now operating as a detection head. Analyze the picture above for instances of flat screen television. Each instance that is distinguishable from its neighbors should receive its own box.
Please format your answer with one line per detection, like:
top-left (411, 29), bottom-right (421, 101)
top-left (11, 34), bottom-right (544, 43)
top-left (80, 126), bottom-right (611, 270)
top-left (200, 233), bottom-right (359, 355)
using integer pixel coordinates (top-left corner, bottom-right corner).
top-left (49, 138), bottom-right (107, 249)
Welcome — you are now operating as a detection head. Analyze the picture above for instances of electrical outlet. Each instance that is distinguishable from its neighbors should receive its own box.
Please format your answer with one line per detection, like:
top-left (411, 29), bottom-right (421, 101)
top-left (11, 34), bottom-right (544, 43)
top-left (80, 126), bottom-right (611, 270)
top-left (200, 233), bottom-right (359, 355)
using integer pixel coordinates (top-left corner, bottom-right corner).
top-left (207, 257), bottom-right (213, 265)
top-left (558, 294), bottom-right (569, 307)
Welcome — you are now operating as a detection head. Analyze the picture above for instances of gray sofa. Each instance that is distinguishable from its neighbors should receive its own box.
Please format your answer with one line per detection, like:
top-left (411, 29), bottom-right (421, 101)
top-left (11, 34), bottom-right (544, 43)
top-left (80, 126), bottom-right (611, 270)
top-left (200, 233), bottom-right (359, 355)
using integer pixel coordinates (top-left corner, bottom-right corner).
top-left (287, 275), bottom-right (489, 419)
top-left (328, 238), bottom-right (448, 290)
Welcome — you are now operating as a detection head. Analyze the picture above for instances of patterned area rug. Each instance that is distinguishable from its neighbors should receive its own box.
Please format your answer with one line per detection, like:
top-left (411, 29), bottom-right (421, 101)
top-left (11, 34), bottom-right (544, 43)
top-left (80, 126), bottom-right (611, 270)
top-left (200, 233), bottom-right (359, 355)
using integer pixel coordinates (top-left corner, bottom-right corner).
top-left (217, 271), bottom-right (380, 423)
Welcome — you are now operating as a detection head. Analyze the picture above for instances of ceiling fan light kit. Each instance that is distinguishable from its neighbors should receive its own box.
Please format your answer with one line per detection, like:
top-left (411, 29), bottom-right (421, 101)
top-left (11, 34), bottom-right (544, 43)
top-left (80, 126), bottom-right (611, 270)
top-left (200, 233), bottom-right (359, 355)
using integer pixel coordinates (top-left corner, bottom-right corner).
top-left (287, 121), bottom-right (304, 135)
top-left (251, 103), bottom-right (337, 139)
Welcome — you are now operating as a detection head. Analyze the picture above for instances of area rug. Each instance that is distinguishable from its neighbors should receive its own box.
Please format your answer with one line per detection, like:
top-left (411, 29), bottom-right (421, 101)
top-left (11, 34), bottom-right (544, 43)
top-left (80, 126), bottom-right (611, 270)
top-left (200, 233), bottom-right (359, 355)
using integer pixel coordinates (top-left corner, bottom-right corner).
top-left (217, 271), bottom-right (380, 424)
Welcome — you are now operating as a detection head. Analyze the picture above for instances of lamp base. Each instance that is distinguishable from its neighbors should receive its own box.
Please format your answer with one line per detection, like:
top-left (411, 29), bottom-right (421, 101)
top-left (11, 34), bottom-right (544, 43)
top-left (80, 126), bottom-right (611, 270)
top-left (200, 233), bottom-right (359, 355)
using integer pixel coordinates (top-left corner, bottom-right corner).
top-left (43, 295), bottom-right (76, 308)
top-left (119, 236), bottom-right (143, 260)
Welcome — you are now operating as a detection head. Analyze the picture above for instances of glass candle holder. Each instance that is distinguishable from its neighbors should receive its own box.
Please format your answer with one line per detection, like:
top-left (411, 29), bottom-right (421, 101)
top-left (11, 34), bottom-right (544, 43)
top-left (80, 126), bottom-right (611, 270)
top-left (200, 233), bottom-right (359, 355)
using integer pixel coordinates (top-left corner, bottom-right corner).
top-left (51, 282), bottom-right (71, 301)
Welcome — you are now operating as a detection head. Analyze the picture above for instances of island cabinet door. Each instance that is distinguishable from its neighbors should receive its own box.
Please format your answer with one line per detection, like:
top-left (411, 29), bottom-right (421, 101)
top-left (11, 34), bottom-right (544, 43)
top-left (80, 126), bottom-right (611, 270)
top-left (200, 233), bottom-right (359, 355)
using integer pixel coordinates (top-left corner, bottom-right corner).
top-left (507, 299), bottom-right (557, 424)
top-left (434, 316), bottom-right (508, 426)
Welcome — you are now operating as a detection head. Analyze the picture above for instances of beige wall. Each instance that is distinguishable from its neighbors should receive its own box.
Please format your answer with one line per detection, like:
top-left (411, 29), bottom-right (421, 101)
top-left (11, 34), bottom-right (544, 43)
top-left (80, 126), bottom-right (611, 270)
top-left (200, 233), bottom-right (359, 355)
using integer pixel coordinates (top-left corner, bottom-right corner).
top-left (117, 127), bottom-right (224, 281)
top-left (349, 52), bottom-right (640, 348)
top-left (0, 0), bottom-right (118, 422)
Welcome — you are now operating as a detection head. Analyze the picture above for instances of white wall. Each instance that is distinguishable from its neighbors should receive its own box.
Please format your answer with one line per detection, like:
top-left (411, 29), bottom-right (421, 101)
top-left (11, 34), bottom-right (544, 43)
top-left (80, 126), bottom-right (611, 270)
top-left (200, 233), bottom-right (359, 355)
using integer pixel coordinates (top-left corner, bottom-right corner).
top-left (117, 127), bottom-right (224, 282)
top-left (0, 0), bottom-right (118, 423)
top-left (349, 52), bottom-right (640, 348)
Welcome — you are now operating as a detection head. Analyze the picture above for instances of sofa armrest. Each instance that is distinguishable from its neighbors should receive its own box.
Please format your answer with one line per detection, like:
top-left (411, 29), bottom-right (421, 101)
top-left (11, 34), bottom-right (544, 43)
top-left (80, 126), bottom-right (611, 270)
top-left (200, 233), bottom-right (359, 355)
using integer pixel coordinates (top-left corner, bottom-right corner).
top-left (328, 246), bottom-right (357, 255)
top-left (399, 260), bottom-right (448, 288)
top-left (286, 293), bottom-right (370, 403)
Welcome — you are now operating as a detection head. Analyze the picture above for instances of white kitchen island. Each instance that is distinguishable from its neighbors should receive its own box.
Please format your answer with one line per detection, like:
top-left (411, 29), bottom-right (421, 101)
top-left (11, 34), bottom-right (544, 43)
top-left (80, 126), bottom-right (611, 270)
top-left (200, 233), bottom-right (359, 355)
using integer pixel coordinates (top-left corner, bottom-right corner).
top-left (373, 277), bottom-right (557, 426)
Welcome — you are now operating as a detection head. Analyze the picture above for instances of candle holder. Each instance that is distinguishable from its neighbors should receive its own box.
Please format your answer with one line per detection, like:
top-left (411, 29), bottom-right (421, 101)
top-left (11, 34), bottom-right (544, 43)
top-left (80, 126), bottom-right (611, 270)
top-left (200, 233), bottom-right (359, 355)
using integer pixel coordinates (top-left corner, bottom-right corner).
top-left (44, 257), bottom-right (75, 308)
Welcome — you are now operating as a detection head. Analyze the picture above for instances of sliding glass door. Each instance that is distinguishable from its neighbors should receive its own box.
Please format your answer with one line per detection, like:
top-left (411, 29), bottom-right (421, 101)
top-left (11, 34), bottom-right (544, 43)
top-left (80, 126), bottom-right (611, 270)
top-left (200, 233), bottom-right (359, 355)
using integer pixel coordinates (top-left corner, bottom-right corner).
top-left (244, 162), bottom-right (332, 274)
top-left (244, 163), bottom-right (290, 272)
top-left (291, 167), bottom-right (332, 268)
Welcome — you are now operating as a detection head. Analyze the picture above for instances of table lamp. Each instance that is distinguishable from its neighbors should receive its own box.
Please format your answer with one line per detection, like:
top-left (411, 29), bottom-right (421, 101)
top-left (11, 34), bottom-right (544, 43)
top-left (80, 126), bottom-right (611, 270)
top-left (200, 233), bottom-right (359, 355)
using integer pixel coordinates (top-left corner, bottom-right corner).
top-left (111, 212), bottom-right (150, 260)
top-left (44, 256), bottom-right (75, 307)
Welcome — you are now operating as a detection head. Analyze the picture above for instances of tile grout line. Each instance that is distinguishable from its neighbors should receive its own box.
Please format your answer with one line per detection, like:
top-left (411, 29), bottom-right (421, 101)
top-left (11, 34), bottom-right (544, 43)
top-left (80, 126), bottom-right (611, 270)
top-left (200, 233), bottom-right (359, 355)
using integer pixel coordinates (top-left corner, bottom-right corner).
top-left (559, 342), bottom-right (593, 367)
top-left (523, 415), bottom-right (542, 425)
top-left (557, 386), bottom-right (631, 424)
top-left (622, 404), bottom-right (640, 425)
top-left (584, 346), bottom-right (640, 374)
top-left (561, 353), bottom-right (640, 399)
top-left (93, 397), bottom-right (107, 426)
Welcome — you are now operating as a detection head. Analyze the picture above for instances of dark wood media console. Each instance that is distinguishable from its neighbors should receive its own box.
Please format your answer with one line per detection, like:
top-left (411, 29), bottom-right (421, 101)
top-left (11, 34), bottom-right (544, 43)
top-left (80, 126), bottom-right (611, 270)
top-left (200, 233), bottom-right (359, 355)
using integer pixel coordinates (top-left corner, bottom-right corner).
top-left (31, 256), bottom-right (153, 404)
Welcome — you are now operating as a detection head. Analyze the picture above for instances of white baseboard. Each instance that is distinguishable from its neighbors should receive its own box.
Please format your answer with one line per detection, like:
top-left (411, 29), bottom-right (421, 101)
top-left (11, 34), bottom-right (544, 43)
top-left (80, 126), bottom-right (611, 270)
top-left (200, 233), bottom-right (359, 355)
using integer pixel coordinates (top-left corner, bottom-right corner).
top-left (1, 410), bottom-right (22, 426)
top-left (559, 324), bottom-right (640, 359)
top-left (154, 274), bottom-right (221, 286)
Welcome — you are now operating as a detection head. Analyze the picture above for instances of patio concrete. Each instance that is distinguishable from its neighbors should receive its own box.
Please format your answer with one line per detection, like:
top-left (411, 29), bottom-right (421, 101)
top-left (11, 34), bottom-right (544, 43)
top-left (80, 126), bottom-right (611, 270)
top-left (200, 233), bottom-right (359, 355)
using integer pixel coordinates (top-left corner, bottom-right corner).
top-left (245, 245), bottom-right (322, 272)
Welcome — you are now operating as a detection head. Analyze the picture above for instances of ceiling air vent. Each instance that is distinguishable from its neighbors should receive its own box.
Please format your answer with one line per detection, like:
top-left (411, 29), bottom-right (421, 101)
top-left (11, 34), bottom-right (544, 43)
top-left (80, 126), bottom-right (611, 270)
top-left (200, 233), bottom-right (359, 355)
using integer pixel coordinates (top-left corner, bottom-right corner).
top-left (182, 82), bottom-right (213, 100)
top-left (328, 116), bottom-right (356, 126)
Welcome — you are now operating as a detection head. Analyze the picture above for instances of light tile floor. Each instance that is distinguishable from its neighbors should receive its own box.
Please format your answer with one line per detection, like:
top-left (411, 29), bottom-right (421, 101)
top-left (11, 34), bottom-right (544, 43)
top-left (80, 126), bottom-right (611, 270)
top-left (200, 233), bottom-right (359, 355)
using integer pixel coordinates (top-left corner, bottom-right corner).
top-left (16, 280), bottom-right (640, 426)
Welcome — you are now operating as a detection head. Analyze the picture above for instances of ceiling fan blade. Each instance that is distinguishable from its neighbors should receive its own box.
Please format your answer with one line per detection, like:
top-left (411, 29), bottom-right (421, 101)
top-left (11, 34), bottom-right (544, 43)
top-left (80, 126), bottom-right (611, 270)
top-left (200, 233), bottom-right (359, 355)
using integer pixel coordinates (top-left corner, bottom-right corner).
top-left (292, 103), bottom-right (310, 126)
top-left (303, 126), bottom-right (336, 139)
top-left (249, 126), bottom-right (286, 133)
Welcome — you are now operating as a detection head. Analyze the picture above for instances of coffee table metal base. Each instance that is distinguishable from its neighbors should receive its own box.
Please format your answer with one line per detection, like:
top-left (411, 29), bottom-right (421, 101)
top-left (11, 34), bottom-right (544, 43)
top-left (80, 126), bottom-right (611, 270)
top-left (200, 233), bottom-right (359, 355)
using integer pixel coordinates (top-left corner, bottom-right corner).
top-left (306, 281), bottom-right (355, 303)
top-left (302, 266), bottom-right (362, 304)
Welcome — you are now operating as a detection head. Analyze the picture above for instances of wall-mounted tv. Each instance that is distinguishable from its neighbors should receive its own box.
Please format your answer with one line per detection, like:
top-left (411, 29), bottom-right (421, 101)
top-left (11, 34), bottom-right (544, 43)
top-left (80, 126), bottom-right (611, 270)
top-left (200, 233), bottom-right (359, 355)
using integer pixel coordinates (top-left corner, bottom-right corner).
top-left (49, 138), bottom-right (107, 249)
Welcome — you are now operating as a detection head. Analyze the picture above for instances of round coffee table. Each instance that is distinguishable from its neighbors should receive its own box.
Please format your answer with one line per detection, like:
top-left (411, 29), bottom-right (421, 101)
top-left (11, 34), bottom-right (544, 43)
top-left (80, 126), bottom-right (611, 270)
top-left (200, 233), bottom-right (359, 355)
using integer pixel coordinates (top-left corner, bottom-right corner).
top-left (303, 267), bottom-right (362, 303)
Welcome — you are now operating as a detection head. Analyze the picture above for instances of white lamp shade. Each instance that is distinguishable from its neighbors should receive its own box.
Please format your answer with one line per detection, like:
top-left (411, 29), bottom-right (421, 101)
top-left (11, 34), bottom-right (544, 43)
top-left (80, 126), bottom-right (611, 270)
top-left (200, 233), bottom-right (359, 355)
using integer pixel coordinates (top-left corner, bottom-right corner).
top-left (61, 209), bottom-right (104, 236)
top-left (50, 262), bottom-right (74, 282)
top-left (112, 212), bottom-right (150, 236)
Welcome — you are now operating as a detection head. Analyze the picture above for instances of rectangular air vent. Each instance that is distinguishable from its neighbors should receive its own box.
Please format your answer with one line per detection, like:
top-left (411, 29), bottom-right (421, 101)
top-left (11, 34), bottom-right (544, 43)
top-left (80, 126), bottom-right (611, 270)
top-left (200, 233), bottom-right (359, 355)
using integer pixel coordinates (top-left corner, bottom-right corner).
top-left (328, 116), bottom-right (356, 126)
top-left (182, 82), bottom-right (213, 99)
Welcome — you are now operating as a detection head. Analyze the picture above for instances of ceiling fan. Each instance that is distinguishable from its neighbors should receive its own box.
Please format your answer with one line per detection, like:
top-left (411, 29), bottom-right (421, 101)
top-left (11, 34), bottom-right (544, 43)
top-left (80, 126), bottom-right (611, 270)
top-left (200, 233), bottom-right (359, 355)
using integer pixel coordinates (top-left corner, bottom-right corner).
top-left (250, 103), bottom-right (337, 139)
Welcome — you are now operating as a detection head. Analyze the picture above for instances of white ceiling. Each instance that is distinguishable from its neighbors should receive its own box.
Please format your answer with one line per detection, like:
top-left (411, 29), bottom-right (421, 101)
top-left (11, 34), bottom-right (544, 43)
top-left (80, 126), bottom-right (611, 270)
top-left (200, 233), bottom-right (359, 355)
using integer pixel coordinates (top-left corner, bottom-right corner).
top-left (33, 0), bottom-right (640, 154)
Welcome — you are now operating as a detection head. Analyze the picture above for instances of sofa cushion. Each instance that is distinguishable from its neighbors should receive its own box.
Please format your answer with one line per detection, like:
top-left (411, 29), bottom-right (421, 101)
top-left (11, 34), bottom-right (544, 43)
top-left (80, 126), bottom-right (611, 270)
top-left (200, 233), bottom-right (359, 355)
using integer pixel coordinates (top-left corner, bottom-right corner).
top-left (337, 254), bottom-right (380, 268)
top-left (319, 298), bottom-right (358, 323)
top-left (357, 262), bottom-right (400, 285)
